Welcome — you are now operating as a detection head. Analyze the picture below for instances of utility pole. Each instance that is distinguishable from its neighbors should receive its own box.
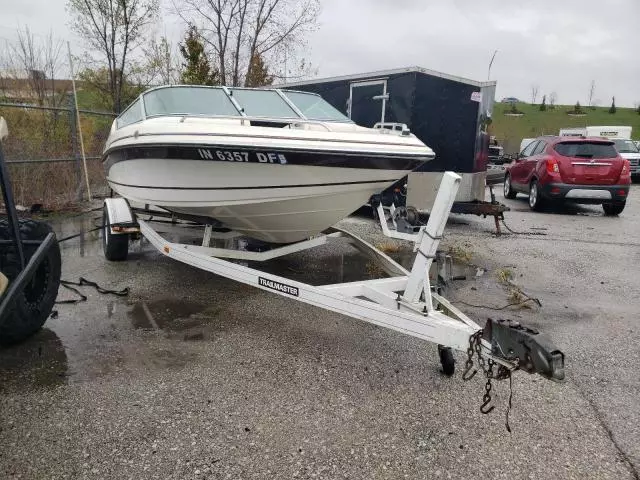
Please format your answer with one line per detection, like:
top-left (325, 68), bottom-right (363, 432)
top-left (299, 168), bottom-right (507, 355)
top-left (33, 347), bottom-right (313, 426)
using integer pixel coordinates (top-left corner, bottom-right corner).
top-left (487, 50), bottom-right (498, 81)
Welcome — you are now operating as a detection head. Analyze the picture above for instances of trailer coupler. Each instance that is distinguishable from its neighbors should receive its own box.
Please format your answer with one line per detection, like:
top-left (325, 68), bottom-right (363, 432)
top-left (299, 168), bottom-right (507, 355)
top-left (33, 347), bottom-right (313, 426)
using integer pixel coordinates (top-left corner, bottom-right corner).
top-left (484, 318), bottom-right (565, 381)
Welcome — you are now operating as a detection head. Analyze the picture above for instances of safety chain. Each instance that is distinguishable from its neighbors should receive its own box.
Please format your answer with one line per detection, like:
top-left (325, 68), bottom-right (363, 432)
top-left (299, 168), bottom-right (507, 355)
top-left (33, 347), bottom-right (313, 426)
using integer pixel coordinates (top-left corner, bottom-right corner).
top-left (462, 329), bottom-right (515, 432)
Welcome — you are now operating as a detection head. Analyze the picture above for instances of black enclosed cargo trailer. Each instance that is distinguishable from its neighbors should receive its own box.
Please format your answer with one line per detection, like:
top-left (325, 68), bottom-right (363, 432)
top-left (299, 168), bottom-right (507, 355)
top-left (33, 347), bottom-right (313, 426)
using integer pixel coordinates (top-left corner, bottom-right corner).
top-left (280, 67), bottom-right (497, 209)
top-left (280, 66), bottom-right (496, 175)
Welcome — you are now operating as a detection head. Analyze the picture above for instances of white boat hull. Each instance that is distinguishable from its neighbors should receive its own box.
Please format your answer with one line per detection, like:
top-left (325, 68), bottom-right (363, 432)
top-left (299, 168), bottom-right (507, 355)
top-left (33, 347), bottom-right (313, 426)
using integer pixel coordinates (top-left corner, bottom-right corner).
top-left (108, 159), bottom-right (406, 243)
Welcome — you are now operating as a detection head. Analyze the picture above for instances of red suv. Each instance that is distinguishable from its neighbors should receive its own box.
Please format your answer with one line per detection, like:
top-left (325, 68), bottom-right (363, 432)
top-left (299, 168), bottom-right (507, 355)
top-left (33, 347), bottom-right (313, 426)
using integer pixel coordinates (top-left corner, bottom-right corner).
top-left (504, 136), bottom-right (631, 215)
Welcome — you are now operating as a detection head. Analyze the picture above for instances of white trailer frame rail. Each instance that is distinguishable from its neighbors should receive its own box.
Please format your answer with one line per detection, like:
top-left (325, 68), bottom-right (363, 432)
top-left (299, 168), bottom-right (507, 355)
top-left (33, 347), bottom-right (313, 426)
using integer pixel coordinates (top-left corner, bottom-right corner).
top-left (104, 171), bottom-right (564, 385)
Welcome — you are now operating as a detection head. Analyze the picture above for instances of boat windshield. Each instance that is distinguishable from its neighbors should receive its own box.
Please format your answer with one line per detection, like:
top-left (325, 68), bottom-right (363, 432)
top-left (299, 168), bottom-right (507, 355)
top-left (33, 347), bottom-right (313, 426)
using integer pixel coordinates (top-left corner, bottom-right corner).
top-left (229, 88), bottom-right (299, 118)
top-left (283, 91), bottom-right (350, 122)
top-left (144, 87), bottom-right (240, 117)
top-left (128, 86), bottom-right (352, 125)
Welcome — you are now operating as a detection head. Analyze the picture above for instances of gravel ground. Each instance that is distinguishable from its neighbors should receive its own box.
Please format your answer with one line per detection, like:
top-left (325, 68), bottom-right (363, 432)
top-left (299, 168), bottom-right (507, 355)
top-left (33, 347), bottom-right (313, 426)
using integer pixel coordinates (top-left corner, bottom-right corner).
top-left (0, 184), bottom-right (638, 479)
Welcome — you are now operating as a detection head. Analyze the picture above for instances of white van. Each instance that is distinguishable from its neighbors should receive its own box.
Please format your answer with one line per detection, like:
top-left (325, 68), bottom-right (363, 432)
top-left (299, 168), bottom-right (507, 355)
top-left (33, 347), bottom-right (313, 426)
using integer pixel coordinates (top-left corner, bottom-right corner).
top-left (520, 138), bottom-right (536, 152)
top-left (559, 128), bottom-right (587, 137)
top-left (584, 126), bottom-right (632, 139)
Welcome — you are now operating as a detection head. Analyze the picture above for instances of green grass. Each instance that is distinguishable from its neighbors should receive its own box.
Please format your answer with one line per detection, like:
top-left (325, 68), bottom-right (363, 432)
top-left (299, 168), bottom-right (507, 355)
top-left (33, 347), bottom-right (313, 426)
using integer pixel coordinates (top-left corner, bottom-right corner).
top-left (491, 102), bottom-right (640, 154)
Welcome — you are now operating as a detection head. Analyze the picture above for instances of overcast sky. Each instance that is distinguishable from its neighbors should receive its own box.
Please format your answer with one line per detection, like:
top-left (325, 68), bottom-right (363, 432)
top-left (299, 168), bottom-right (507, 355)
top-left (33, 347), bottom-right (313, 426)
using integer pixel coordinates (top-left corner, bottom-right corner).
top-left (1, 0), bottom-right (639, 106)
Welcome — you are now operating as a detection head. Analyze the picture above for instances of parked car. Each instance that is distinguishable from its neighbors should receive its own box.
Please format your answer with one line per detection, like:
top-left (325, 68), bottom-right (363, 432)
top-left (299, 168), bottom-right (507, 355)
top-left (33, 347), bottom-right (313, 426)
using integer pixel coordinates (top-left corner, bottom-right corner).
top-left (501, 97), bottom-right (520, 103)
top-left (503, 136), bottom-right (631, 215)
top-left (488, 144), bottom-right (504, 162)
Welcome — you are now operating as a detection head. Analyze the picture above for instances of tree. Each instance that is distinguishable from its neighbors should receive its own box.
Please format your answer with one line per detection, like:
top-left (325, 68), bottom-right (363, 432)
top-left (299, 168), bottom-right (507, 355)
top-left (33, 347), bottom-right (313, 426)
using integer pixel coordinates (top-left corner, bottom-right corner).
top-left (179, 26), bottom-right (219, 85)
top-left (78, 66), bottom-right (144, 111)
top-left (530, 84), bottom-right (539, 104)
top-left (244, 52), bottom-right (273, 87)
top-left (177, 0), bottom-right (320, 86)
top-left (145, 35), bottom-right (179, 85)
top-left (67, 0), bottom-right (160, 113)
top-left (569, 101), bottom-right (583, 115)
top-left (2, 27), bottom-right (67, 106)
top-left (539, 94), bottom-right (546, 111)
top-left (588, 80), bottom-right (596, 108)
top-left (609, 96), bottom-right (617, 114)
top-left (549, 92), bottom-right (557, 109)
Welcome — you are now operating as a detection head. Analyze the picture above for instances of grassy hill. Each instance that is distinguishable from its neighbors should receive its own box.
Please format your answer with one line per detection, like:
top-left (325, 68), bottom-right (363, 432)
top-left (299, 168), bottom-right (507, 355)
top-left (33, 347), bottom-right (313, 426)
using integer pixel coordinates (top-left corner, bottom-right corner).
top-left (490, 102), bottom-right (640, 154)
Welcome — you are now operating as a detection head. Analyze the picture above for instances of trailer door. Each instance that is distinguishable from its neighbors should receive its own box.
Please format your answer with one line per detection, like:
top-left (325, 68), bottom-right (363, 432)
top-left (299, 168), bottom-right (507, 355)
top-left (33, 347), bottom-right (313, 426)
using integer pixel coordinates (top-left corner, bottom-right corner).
top-left (348, 80), bottom-right (387, 127)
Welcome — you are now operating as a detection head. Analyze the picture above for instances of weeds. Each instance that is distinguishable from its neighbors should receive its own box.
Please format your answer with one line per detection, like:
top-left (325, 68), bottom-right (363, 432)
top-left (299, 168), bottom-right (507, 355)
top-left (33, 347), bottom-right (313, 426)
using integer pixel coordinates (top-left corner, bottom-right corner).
top-left (496, 267), bottom-right (541, 310)
top-left (0, 103), bottom-right (113, 211)
top-left (496, 267), bottom-right (514, 284)
top-left (375, 241), bottom-right (401, 254)
top-left (4, 159), bottom-right (107, 210)
top-left (447, 244), bottom-right (473, 264)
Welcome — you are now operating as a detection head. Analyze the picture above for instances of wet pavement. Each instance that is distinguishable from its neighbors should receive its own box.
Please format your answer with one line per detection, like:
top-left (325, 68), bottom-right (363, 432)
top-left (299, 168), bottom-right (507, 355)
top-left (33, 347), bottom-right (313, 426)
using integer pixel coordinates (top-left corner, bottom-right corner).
top-left (0, 187), bottom-right (639, 479)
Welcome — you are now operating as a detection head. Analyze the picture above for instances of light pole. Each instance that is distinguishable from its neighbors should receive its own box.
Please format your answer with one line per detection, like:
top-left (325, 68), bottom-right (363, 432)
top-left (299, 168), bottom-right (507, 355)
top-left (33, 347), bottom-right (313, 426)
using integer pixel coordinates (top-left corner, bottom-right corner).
top-left (487, 50), bottom-right (498, 81)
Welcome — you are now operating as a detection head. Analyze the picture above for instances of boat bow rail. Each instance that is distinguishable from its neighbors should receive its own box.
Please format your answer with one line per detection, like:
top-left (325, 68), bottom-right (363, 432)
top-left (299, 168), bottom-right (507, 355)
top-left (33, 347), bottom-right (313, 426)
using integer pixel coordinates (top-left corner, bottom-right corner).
top-left (103, 172), bottom-right (565, 423)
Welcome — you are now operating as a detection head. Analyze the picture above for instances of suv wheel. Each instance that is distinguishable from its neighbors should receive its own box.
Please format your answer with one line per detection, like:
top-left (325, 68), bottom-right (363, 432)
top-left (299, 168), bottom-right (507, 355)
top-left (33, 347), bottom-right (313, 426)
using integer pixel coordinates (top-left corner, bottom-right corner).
top-left (503, 174), bottom-right (517, 199)
top-left (528, 180), bottom-right (545, 211)
top-left (603, 202), bottom-right (625, 216)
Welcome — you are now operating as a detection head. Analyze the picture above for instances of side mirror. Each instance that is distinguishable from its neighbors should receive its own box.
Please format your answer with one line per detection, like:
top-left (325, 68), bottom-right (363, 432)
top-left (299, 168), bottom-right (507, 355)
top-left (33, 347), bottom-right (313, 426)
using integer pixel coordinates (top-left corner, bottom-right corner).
top-left (0, 117), bottom-right (8, 142)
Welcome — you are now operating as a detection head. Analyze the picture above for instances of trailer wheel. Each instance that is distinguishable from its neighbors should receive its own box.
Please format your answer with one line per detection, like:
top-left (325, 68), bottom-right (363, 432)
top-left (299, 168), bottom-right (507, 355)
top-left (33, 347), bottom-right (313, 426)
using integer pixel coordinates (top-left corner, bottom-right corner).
top-left (102, 206), bottom-right (129, 261)
top-left (0, 219), bottom-right (61, 345)
top-left (438, 345), bottom-right (455, 376)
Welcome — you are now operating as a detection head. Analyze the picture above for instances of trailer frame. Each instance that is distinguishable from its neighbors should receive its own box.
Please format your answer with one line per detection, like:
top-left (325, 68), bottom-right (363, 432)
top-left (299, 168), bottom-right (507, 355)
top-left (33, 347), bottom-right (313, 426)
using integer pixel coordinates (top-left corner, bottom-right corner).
top-left (103, 172), bottom-right (564, 383)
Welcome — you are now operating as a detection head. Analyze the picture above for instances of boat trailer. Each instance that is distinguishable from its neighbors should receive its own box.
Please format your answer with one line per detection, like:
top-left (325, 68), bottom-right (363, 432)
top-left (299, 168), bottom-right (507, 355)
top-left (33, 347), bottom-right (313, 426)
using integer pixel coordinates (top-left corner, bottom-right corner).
top-left (103, 172), bottom-right (564, 418)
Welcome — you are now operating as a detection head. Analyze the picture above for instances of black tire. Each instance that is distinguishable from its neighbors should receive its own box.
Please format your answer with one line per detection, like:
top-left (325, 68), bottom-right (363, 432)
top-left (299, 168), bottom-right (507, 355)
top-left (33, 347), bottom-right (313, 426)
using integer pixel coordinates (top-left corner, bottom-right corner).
top-left (102, 206), bottom-right (129, 261)
top-left (0, 219), bottom-right (61, 345)
top-left (528, 179), bottom-right (545, 211)
top-left (603, 202), bottom-right (625, 216)
top-left (438, 345), bottom-right (455, 377)
top-left (503, 174), bottom-right (517, 199)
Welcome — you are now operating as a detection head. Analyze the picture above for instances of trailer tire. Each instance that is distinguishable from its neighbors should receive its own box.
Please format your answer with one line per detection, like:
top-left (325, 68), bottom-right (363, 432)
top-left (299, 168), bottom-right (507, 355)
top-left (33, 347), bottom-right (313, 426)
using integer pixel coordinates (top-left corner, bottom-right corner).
top-left (438, 345), bottom-right (455, 376)
top-left (102, 206), bottom-right (129, 261)
top-left (0, 219), bottom-right (61, 345)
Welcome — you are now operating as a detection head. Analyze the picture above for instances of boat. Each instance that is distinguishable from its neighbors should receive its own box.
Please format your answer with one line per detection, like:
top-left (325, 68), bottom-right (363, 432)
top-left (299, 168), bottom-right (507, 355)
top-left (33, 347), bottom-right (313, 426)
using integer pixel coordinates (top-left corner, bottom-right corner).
top-left (102, 85), bottom-right (435, 244)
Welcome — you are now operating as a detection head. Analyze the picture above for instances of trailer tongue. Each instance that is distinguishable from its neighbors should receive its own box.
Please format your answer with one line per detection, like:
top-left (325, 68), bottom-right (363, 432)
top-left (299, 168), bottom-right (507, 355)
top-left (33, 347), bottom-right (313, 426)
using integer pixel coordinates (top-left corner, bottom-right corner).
top-left (103, 171), bottom-right (564, 427)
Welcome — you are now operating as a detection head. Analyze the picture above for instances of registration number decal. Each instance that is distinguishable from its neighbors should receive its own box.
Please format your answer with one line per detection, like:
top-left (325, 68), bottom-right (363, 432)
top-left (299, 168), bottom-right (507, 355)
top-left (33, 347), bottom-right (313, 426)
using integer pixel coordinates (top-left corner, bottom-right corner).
top-left (197, 148), bottom-right (287, 164)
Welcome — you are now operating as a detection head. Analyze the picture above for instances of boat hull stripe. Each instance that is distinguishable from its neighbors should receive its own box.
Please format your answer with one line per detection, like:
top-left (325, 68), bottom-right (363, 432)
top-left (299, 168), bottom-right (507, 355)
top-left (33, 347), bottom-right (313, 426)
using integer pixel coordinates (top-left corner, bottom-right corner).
top-left (103, 144), bottom-right (429, 171)
top-left (107, 178), bottom-right (400, 191)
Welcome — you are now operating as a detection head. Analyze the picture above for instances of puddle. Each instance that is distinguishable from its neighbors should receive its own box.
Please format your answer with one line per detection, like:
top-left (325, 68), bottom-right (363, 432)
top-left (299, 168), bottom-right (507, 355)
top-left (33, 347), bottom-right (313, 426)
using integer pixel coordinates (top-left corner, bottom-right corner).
top-left (46, 211), bottom-right (104, 257)
top-left (255, 251), bottom-right (392, 286)
top-left (0, 329), bottom-right (69, 392)
top-left (129, 299), bottom-right (214, 332)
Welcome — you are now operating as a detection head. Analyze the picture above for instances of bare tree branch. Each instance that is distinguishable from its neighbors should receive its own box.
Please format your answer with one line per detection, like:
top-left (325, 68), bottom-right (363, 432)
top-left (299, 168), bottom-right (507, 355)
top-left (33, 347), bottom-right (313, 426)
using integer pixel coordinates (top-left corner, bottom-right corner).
top-left (530, 84), bottom-right (539, 105)
top-left (178, 0), bottom-right (320, 86)
top-left (68, 0), bottom-right (159, 112)
top-left (3, 27), bottom-right (67, 106)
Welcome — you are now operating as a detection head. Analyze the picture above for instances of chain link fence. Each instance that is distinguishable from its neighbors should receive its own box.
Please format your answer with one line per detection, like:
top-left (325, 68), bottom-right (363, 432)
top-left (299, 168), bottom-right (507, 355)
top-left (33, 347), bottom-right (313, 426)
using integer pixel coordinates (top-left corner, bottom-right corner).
top-left (0, 99), bottom-right (115, 209)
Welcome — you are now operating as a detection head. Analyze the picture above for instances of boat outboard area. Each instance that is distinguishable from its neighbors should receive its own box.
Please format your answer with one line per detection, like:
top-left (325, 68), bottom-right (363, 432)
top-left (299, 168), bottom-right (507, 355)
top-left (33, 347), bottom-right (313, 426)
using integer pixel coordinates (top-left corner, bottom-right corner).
top-left (103, 86), bottom-right (435, 244)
